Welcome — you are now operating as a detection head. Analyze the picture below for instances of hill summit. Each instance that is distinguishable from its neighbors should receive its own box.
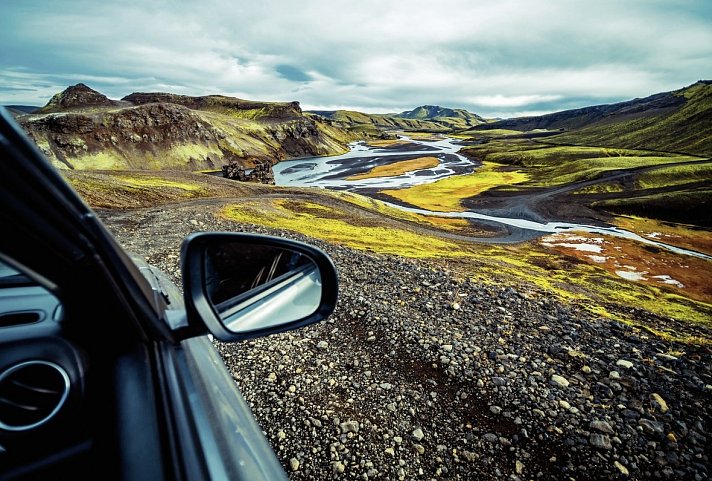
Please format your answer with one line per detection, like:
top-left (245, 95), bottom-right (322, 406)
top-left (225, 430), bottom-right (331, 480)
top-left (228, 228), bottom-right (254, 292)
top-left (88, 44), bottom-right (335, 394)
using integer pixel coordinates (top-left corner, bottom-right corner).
top-left (20, 84), bottom-right (355, 171)
top-left (37, 83), bottom-right (119, 113)
top-left (397, 105), bottom-right (485, 123)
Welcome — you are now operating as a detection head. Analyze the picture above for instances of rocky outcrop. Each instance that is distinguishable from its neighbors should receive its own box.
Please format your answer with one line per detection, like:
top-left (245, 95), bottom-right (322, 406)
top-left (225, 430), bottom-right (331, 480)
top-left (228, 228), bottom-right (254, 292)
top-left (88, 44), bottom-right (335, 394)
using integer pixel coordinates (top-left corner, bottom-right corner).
top-left (122, 92), bottom-right (303, 120)
top-left (36, 83), bottom-right (119, 113)
top-left (20, 85), bottom-right (356, 171)
top-left (222, 160), bottom-right (275, 184)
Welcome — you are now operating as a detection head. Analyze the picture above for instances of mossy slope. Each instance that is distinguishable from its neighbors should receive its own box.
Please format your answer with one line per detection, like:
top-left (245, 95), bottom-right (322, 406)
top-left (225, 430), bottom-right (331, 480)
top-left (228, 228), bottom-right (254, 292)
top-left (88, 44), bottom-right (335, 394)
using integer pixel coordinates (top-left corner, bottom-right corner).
top-left (21, 85), bottom-right (359, 172)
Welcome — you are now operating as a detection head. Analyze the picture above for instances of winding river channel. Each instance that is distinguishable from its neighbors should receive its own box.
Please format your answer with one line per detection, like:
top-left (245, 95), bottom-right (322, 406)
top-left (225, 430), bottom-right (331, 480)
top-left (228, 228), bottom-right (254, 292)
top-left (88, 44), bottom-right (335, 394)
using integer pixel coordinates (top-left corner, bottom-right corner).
top-left (274, 137), bottom-right (710, 260)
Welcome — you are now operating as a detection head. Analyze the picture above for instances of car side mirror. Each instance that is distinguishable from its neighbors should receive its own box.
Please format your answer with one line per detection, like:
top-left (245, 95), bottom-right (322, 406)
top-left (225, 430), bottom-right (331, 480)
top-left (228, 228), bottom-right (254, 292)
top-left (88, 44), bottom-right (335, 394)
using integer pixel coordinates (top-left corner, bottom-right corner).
top-left (180, 233), bottom-right (338, 341)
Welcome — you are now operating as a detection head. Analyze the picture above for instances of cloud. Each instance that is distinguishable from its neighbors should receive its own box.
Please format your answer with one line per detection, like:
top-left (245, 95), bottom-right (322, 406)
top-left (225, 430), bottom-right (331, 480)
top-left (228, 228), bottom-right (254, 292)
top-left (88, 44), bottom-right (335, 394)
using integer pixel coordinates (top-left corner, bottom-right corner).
top-left (275, 65), bottom-right (313, 83)
top-left (468, 95), bottom-right (563, 108)
top-left (1, 0), bottom-right (711, 116)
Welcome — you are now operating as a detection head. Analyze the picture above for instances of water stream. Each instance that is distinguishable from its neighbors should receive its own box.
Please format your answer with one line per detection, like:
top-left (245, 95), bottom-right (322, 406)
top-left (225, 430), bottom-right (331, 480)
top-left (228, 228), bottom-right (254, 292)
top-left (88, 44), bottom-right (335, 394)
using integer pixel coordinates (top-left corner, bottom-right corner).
top-left (274, 137), bottom-right (711, 261)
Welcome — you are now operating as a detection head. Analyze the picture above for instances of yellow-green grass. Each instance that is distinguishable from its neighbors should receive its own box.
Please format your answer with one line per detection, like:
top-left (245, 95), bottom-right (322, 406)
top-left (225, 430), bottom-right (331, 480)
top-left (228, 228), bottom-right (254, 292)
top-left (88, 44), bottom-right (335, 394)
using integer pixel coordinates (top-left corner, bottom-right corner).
top-left (62, 170), bottom-right (268, 209)
top-left (453, 129), bottom-right (524, 139)
top-left (379, 162), bottom-right (529, 212)
top-left (540, 231), bottom-right (712, 304)
top-left (462, 142), bottom-right (699, 185)
top-left (71, 151), bottom-right (127, 169)
top-left (528, 155), bottom-right (699, 187)
top-left (572, 182), bottom-right (625, 194)
top-left (594, 189), bottom-right (712, 213)
top-left (482, 145), bottom-right (618, 165)
top-left (403, 132), bottom-right (444, 141)
top-left (347, 157), bottom-right (440, 181)
top-left (635, 162), bottom-right (712, 189)
top-left (474, 242), bottom-right (712, 344)
top-left (613, 215), bottom-right (712, 256)
top-left (325, 191), bottom-right (473, 232)
top-left (219, 199), bottom-right (473, 258)
top-left (112, 175), bottom-right (204, 191)
top-left (364, 139), bottom-right (411, 148)
top-left (217, 195), bottom-right (710, 344)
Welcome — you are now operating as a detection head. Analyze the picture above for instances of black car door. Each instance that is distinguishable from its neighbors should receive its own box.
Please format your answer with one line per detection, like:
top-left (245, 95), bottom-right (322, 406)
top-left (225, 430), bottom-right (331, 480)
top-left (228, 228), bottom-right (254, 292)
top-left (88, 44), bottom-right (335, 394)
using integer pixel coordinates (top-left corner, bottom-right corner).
top-left (0, 108), bottom-right (290, 481)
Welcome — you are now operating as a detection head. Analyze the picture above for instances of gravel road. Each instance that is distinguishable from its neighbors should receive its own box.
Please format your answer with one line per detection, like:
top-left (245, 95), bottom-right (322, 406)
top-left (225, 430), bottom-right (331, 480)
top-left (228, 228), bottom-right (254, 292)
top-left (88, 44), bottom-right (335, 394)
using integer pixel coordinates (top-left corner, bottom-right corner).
top-left (101, 203), bottom-right (711, 481)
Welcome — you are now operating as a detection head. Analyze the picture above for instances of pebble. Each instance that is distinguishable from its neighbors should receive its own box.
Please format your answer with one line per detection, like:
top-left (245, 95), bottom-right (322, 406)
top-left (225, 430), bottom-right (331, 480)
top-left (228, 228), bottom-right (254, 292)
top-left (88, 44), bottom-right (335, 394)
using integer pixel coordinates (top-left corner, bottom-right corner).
top-left (551, 374), bottom-right (570, 388)
top-left (639, 419), bottom-right (664, 434)
top-left (104, 211), bottom-right (712, 481)
top-left (340, 420), bottom-right (359, 434)
top-left (614, 460), bottom-right (630, 476)
top-left (590, 433), bottom-right (612, 450)
top-left (616, 359), bottom-right (634, 369)
top-left (290, 458), bottom-right (300, 471)
top-left (590, 419), bottom-right (615, 434)
top-left (650, 393), bottom-right (669, 413)
top-left (412, 428), bottom-right (424, 441)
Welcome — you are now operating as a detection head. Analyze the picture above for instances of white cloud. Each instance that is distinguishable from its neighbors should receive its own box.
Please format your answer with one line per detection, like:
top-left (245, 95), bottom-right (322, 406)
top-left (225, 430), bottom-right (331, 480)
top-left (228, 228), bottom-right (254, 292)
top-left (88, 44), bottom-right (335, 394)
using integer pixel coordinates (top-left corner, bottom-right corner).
top-left (1, 0), bottom-right (711, 116)
top-left (468, 94), bottom-right (563, 108)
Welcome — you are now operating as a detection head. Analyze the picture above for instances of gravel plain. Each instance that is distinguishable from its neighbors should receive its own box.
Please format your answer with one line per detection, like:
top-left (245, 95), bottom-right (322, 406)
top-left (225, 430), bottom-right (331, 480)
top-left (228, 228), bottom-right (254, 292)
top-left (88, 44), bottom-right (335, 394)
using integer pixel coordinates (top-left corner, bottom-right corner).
top-left (101, 204), bottom-right (711, 481)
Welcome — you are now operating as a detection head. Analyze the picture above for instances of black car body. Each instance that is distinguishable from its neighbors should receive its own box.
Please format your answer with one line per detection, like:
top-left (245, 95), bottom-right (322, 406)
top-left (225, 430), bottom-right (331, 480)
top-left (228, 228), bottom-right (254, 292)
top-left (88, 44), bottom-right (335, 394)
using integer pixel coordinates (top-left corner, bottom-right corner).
top-left (0, 108), bottom-right (338, 480)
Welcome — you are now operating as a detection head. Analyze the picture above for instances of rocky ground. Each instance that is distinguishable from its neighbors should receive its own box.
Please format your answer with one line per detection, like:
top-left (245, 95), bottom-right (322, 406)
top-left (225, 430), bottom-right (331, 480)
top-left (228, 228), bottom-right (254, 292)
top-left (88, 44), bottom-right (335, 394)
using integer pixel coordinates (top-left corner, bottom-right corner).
top-left (101, 203), bottom-right (711, 481)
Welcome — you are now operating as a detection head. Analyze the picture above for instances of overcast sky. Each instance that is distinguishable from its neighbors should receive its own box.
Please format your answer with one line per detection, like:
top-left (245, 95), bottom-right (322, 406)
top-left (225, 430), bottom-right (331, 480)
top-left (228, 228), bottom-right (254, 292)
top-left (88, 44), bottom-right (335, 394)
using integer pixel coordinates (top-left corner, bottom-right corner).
top-left (2, 0), bottom-right (711, 117)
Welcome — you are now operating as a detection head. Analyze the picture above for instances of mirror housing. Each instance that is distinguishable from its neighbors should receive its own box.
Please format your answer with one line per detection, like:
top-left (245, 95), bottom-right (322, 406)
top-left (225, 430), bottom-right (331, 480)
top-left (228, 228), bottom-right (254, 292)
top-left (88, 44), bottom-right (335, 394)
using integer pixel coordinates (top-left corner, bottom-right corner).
top-left (180, 233), bottom-right (338, 342)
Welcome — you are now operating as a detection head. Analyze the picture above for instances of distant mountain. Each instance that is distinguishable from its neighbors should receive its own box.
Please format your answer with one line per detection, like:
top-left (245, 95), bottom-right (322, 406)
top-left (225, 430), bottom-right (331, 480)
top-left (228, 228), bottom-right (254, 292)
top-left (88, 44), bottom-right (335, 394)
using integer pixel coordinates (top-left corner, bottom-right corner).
top-left (397, 105), bottom-right (485, 124)
top-left (4, 105), bottom-right (40, 115)
top-left (20, 84), bottom-right (356, 171)
top-left (473, 81), bottom-right (712, 156)
top-left (310, 105), bottom-right (485, 133)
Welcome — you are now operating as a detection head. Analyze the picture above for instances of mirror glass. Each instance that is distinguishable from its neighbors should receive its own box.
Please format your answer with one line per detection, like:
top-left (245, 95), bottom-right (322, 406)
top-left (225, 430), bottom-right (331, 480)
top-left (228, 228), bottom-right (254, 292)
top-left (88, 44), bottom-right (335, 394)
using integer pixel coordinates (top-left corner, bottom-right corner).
top-left (204, 242), bottom-right (322, 333)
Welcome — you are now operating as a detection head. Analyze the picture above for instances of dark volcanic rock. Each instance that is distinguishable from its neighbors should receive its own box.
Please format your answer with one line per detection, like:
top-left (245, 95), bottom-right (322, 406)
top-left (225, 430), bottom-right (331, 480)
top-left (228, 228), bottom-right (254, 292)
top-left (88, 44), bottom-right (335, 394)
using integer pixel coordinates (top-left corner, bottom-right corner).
top-left (122, 92), bottom-right (303, 120)
top-left (37, 83), bottom-right (118, 113)
top-left (223, 161), bottom-right (275, 184)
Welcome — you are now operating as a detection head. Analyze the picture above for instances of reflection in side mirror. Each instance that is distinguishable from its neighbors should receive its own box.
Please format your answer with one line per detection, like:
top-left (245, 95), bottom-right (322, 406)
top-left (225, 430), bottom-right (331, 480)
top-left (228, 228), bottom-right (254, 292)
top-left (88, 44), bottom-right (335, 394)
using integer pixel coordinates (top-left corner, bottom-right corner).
top-left (205, 243), bottom-right (322, 333)
top-left (181, 233), bottom-right (339, 342)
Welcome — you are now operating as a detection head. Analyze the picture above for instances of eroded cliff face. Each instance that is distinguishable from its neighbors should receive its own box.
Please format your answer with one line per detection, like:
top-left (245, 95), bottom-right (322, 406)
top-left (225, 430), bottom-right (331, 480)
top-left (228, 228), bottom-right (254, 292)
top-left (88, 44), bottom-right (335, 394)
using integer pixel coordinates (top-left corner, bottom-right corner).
top-left (20, 84), bottom-right (356, 171)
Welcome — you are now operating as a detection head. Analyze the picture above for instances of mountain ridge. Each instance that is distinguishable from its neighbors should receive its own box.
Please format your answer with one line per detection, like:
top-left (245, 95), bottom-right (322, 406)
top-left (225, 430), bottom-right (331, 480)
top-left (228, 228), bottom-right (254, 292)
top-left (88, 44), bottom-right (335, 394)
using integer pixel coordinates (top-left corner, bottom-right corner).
top-left (471, 81), bottom-right (712, 156)
top-left (396, 104), bottom-right (485, 123)
top-left (20, 84), bottom-right (356, 171)
top-left (309, 104), bottom-right (485, 134)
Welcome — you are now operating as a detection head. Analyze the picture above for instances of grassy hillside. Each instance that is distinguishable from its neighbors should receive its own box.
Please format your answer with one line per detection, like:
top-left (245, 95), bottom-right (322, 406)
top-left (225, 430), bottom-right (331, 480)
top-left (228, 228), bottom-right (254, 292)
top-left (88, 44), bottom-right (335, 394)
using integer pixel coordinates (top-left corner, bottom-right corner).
top-left (20, 85), bottom-right (358, 171)
top-left (471, 81), bottom-right (712, 156)
top-left (395, 105), bottom-right (486, 129)
top-left (310, 104), bottom-right (486, 133)
top-left (460, 141), bottom-right (699, 186)
top-left (553, 81), bottom-right (712, 155)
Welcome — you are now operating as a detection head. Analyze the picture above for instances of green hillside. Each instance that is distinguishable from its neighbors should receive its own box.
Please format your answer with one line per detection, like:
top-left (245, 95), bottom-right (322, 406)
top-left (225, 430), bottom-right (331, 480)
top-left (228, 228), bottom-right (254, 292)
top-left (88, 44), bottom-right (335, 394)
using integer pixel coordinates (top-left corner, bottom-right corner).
top-left (553, 81), bottom-right (712, 156)
top-left (310, 104), bottom-right (486, 133)
top-left (471, 81), bottom-right (712, 156)
top-left (21, 84), bottom-right (357, 171)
